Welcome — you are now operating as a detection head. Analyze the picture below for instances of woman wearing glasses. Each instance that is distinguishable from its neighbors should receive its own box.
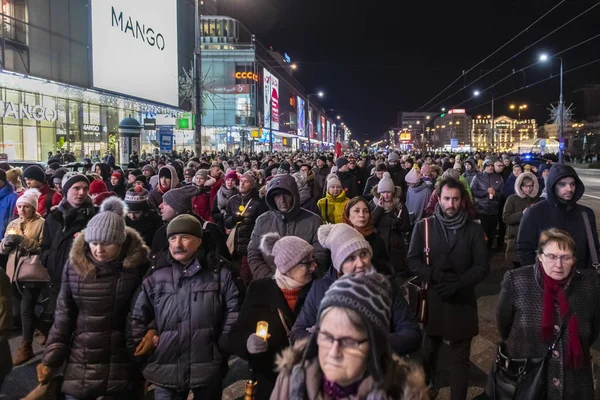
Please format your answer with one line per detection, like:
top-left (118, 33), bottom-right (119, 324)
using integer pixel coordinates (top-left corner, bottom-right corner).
top-left (495, 228), bottom-right (600, 400)
top-left (227, 234), bottom-right (316, 400)
top-left (271, 273), bottom-right (427, 400)
top-left (502, 171), bottom-right (539, 268)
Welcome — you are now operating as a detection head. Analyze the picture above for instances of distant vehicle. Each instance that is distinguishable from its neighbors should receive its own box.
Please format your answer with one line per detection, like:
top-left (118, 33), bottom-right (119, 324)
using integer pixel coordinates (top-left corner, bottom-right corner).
top-left (515, 154), bottom-right (555, 169)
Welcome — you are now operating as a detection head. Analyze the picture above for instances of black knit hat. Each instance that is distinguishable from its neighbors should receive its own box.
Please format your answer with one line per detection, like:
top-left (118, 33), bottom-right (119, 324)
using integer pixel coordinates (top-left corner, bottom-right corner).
top-left (336, 157), bottom-right (349, 169)
top-left (61, 172), bottom-right (90, 195)
top-left (24, 165), bottom-right (46, 184)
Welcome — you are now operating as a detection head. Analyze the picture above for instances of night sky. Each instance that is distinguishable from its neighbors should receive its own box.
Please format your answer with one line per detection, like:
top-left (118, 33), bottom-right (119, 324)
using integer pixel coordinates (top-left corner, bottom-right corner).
top-left (224, 0), bottom-right (600, 142)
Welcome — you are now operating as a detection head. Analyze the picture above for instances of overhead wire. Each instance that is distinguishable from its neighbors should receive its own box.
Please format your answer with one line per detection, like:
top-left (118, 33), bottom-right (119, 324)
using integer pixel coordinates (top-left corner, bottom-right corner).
top-left (423, 1), bottom-right (600, 112)
top-left (414, 0), bottom-right (566, 112)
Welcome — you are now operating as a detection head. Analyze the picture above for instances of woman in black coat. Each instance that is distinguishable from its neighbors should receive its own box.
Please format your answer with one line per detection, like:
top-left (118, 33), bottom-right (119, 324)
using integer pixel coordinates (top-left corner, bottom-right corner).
top-left (227, 233), bottom-right (315, 400)
top-left (342, 196), bottom-right (392, 277)
top-left (494, 228), bottom-right (600, 400)
top-left (35, 198), bottom-right (150, 399)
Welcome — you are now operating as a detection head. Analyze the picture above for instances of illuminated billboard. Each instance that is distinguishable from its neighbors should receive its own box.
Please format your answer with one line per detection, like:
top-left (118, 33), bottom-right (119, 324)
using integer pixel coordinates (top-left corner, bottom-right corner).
top-left (263, 69), bottom-right (279, 131)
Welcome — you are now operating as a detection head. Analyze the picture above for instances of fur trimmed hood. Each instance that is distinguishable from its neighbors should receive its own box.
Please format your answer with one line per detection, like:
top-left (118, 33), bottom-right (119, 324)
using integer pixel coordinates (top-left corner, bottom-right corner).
top-left (69, 226), bottom-right (150, 277)
top-left (275, 339), bottom-right (428, 400)
top-left (514, 172), bottom-right (539, 199)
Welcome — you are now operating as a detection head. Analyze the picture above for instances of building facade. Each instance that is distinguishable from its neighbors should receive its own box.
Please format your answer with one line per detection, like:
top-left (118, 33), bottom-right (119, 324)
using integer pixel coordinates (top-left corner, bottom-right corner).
top-left (432, 109), bottom-right (471, 150)
top-left (471, 115), bottom-right (536, 152)
top-left (0, 0), bottom-right (196, 163)
top-left (573, 84), bottom-right (600, 120)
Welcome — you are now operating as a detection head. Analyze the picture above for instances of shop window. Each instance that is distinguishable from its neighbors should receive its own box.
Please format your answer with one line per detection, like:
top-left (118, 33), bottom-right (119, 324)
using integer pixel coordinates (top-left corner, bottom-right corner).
top-left (23, 125), bottom-right (37, 159)
top-left (3, 124), bottom-right (22, 159)
top-left (40, 127), bottom-right (55, 161)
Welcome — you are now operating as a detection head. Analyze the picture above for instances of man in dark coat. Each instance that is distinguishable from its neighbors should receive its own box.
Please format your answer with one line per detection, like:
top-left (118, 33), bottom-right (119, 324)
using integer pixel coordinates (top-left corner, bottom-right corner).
top-left (517, 164), bottom-right (599, 270)
top-left (407, 177), bottom-right (489, 399)
top-left (40, 173), bottom-right (95, 330)
top-left (334, 157), bottom-right (359, 199)
top-left (247, 174), bottom-right (327, 279)
top-left (128, 215), bottom-right (240, 400)
top-left (470, 157), bottom-right (504, 249)
top-left (362, 163), bottom-right (386, 201)
top-left (225, 171), bottom-right (268, 285)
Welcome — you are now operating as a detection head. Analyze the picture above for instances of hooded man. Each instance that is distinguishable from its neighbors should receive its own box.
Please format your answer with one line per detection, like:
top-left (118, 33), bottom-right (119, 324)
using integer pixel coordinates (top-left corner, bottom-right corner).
top-left (517, 164), bottom-right (599, 270)
top-left (19, 165), bottom-right (62, 217)
top-left (247, 174), bottom-right (326, 279)
top-left (148, 165), bottom-right (180, 209)
top-left (386, 152), bottom-right (407, 198)
top-left (311, 156), bottom-right (331, 200)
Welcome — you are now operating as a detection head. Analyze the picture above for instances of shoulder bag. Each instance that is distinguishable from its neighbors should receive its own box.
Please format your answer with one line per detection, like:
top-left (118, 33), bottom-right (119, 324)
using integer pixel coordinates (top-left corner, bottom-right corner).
top-left (580, 208), bottom-right (600, 271)
top-left (13, 245), bottom-right (50, 293)
top-left (487, 310), bottom-right (572, 400)
top-left (406, 217), bottom-right (430, 324)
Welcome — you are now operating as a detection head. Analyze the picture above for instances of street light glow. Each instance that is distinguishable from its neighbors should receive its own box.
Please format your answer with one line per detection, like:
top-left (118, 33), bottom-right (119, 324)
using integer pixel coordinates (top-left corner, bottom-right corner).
top-left (290, 64), bottom-right (298, 70)
top-left (441, 107), bottom-right (446, 111)
top-left (510, 104), bottom-right (516, 110)
top-left (473, 90), bottom-right (480, 96)
top-left (317, 91), bottom-right (324, 97)
top-left (539, 54), bottom-right (549, 62)
top-left (336, 115), bottom-right (341, 120)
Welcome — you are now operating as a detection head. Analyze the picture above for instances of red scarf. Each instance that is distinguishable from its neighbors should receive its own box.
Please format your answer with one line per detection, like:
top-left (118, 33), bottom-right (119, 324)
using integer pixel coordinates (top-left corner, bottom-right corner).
top-left (541, 264), bottom-right (584, 369)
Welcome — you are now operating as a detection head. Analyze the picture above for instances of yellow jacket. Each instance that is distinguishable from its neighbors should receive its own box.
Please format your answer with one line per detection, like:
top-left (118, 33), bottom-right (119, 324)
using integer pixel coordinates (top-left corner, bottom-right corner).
top-left (317, 191), bottom-right (348, 224)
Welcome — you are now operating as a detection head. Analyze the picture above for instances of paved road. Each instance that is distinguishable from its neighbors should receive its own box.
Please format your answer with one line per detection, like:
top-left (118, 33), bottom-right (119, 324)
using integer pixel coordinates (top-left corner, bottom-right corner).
top-left (3, 169), bottom-right (600, 400)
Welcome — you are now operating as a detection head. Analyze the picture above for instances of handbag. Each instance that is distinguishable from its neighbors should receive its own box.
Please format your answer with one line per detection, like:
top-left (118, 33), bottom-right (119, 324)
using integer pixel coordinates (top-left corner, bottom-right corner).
top-left (580, 208), bottom-right (600, 271)
top-left (407, 218), bottom-right (430, 324)
top-left (14, 246), bottom-right (50, 290)
top-left (488, 311), bottom-right (572, 400)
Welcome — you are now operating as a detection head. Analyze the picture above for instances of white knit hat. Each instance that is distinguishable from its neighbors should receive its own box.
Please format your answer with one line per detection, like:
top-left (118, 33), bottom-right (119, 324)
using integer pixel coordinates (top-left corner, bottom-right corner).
top-left (16, 188), bottom-right (41, 211)
top-left (377, 172), bottom-right (395, 193)
top-left (326, 173), bottom-right (342, 190)
top-left (405, 168), bottom-right (421, 184)
top-left (318, 224), bottom-right (372, 272)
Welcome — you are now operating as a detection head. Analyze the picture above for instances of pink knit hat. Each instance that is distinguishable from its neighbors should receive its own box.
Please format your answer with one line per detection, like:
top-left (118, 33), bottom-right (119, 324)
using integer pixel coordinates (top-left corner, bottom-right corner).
top-left (405, 167), bottom-right (421, 184)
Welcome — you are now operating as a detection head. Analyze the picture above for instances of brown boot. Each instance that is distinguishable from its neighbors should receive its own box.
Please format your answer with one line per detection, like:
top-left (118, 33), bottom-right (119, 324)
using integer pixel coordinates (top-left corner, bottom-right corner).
top-left (12, 340), bottom-right (34, 366)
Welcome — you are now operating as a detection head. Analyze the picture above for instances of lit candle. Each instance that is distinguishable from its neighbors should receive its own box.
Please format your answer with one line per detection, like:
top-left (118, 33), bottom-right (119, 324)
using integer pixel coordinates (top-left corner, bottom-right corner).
top-left (256, 321), bottom-right (269, 340)
top-left (6, 228), bottom-right (17, 235)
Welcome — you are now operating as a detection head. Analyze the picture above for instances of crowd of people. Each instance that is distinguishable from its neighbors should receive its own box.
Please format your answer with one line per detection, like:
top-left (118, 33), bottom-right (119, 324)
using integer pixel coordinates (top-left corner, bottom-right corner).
top-left (0, 147), bottom-right (598, 400)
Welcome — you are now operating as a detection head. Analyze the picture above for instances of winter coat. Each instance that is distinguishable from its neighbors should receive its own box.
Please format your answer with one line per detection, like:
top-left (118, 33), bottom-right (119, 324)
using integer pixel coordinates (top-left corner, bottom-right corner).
top-left (502, 173), bottom-right (539, 263)
top-left (312, 165), bottom-right (330, 200)
top-left (0, 268), bottom-right (12, 384)
top-left (40, 201), bottom-right (96, 285)
top-left (291, 266), bottom-right (422, 356)
top-left (370, 186), bottom-right (411, 276)
top-left (247, 175), bottom-right (326, 280)
top-left (366, 232), bottom-right (393, 277)
top-left (336, 170), bottom-right (359, 199)
top-left (126, 209), bottom-right (163, 248)
top-left (0, 183), bottom-right (18, 239)
top-left (496, 264), bottom-right (600, 400)
top-left (424, 189), bottom-right (477, 220)
top-left (0, 214), bottom-right (45, 283)
top-left (211, 185), bottom-right (238, 230)
top-left (151, 213), bottom-right (231, 261)
top-left (148, 165), bottom-right (180, 209)
top-left (502, 172), bottom-right (518, 199)
top-left (407, 216), bottom-right (489, 341)
top-left (462, 170), bottom-right (478, 186)
top-left (470, 171), bottom-right (504, 215)
top-left (14, 184), bottom-right (61, 219)
top-left (517, 164), bottom-right (600, 270)
top-left (270, 339), bottom-right (428, 400)
top-left (109, 173), bottom-right (127, 199)
top-left (192, 186), bottom-right (213, 222)
top-left (128, 248), bottom-right (240, 391)
top-left (224, 189), bottom-right (268, 256)
top-left (227, 278), bottom-right (312, 400)
top-left (316, 191), bottom-right (348, 224)
top-left (42, 228), bottom-right (149, 398)
top-left (362, 174), bottom-right (379, 202)
top-left (406, 181), bottom-right (434, 224)
top-left (387, 164), bottom-right (407, 188)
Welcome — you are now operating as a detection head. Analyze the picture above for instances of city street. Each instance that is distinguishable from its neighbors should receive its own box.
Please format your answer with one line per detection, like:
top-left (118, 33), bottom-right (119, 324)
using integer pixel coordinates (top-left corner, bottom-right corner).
top-left (2, 168), bottom-right (600, 400)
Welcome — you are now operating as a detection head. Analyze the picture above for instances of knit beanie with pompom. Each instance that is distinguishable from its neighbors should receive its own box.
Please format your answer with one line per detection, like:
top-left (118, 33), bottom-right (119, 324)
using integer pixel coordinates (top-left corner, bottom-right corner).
top-left (85, 197), bottom-right (127, 244)
top-left (317, 224), bottom-right (372, 272)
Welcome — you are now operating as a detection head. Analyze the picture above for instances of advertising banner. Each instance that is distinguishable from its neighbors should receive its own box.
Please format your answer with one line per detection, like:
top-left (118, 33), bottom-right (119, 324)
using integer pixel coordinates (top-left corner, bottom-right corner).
top-left (263, 69), bottom-right (280, 131)
top-left (91, 0), bottom-right (179, 106)
top-left (327, 120), bottom-right (331, 144)
top-left (316, 114), bottom-right (321, 140)
top-left (308, 109), bottom-right (314, 139)
top-left (297, 96), bottom-right (305, 137)
top-left (321, 116), bottom-right (326, 142)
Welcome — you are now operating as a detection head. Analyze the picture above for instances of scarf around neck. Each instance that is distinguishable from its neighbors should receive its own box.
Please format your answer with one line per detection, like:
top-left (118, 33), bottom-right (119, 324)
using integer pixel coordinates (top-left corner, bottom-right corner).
top-left (273, 268), bottom-right (306, 290)
top-left (434, 203), bottom-right (467, 234)
top-left (540, 264), bottom-right (583, 369)
top-left (323, 377), bottom-right (361, 400)
top-left (217, 186), bottom-right (237, 210)
top-left (342, 213), bottom-right (374, 238)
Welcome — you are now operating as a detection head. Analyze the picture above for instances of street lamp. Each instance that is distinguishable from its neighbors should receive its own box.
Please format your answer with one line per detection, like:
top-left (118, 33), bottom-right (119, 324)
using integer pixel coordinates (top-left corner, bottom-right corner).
top-left (290, 64), bottom-right (298, 70)
top-left (306, 91), bottom-right (324, 152)
top-left (474, 89), bottom-right (495, 152)
top-left (539, 53), bottom-right (564, 163)
top-left (336, 115), bottom-right (341, 120)
top-left (441, 107), bottom-right (446, 112)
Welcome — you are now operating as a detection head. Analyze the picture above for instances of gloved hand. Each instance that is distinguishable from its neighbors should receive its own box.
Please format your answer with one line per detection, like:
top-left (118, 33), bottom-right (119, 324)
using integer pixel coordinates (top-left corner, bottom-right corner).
top-left (36, 363), bottom-right (56, 383)
top-left (3, 234), bottom-right (24, 248)
top-left (431, 268), bottom-right (459, 284)
top-left (134, 329), bottom-right (159, 356)
top-left (434, 282), bottom-right (460, 300)
top-left (247, 333), bottom-right (269, 354)
top-left (231, 213), bottom-right (244, 223)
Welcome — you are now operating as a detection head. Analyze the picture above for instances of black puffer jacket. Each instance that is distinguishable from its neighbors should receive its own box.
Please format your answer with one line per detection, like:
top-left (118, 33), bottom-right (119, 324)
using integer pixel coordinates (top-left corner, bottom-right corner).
top-left (224, 189), bottom-right (268, 256)
top-left (336, 170), bottom-right (359, 199)
top-left (362, 174), bottom-right (380, 201)
top-left (126, 209), bottom-right (163, 248)
top-left (42, 228), bottom-right (150, 398)
top-left (128, 249), bottom-right (240, 391)
top-left (40, 200), bottom-right (95, 285)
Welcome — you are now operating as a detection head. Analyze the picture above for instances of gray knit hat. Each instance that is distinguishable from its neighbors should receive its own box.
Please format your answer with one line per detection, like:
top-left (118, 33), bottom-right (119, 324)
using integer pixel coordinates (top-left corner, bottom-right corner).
top-left (259, 233), bottom-right (314, 274)
top-left (162, 185), bottom-right (199, 215)
top-left (85, 197), bottom-right (127, 244)
top-left (318, 224), bottom-right (372, 272)
top-left (195, 169), bottom-right (209, 181)
top-left (377, 172), bottom-right (395, 193)
top-left (388, 152), bottom-right (400, 162)
top-left (318, 272), bottom-right (392, 337)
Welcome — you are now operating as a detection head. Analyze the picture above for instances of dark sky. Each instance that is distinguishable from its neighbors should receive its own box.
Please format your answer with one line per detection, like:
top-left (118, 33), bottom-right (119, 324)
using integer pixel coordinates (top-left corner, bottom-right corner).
top-left (224, 0), bottom-right (600, 142)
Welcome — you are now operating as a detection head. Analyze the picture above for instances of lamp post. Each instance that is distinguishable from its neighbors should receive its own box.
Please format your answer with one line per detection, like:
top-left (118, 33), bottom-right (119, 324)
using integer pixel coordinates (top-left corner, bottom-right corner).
top-left (539, 54), bottom-right (564, 163)
top-left (194, 0), bottom-right (203, 156)
top-left (474, 90), bottom-right (495, 152)
top-left (306, 91), bottom-right (324, 152)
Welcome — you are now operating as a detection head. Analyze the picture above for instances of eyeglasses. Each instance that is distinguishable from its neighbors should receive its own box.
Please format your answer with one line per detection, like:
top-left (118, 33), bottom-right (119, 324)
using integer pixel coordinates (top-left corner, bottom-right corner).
top-left (542, 253), bottom-right (575, 263)
top-left (298, 257), bottom-right (317, 267)
top-left (522, 184), bottom-right (534, 189)
top-left (317, 329), bottom-right (368, 350)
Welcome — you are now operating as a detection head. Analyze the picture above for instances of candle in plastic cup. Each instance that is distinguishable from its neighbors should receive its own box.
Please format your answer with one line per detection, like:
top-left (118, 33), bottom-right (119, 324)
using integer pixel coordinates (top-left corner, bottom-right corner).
top-left (256, 321), bottom-right (269, 340)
